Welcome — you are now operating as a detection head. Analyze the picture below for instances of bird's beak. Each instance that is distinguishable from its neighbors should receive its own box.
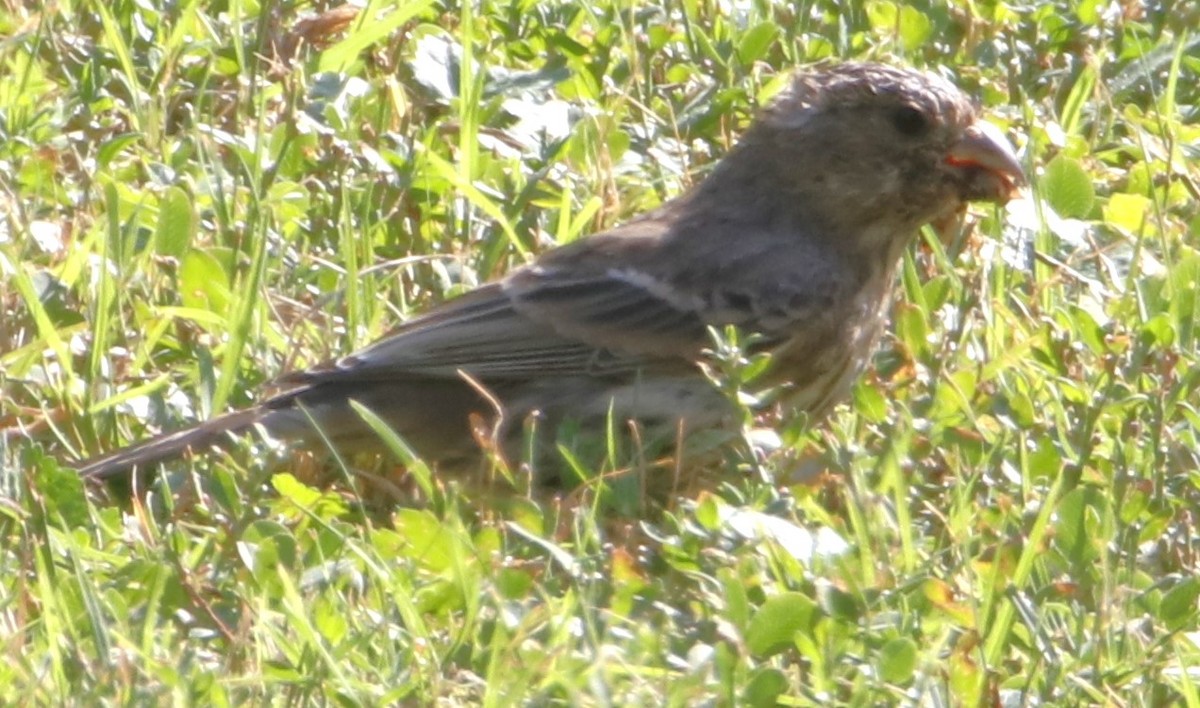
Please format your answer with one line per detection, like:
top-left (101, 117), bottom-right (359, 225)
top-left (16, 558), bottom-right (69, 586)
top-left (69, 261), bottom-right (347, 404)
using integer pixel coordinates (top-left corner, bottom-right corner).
top-left (945, 121), bottom-right (1026, 202)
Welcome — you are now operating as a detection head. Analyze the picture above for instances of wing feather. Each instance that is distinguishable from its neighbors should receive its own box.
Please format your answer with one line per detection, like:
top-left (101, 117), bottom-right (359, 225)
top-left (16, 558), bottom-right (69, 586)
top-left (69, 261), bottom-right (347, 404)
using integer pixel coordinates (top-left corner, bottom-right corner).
top-left (278, 222), bottom-right (841, 389)
top-left (506, 267), bottom-right (711, 357)
top-left (280, 270), bottom-right (709, 387)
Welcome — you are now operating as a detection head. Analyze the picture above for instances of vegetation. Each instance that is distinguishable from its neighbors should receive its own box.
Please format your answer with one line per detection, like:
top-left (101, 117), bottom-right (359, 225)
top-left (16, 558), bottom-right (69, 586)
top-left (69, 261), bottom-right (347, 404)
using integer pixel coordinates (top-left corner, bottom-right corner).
top-left (2, 0), bottom-right (1198, 703)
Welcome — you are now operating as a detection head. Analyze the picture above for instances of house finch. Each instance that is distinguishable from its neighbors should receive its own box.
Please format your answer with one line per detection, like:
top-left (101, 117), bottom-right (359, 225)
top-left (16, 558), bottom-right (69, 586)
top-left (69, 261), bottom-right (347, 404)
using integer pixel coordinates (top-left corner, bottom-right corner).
top-left (77, 62), bottom-right (1024, 483)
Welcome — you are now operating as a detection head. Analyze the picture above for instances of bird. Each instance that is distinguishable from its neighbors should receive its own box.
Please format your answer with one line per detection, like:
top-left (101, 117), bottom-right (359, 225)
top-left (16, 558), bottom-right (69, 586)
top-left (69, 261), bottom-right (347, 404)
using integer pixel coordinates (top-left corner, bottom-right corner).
top-left (76, 62), bottom-right (1025, 485)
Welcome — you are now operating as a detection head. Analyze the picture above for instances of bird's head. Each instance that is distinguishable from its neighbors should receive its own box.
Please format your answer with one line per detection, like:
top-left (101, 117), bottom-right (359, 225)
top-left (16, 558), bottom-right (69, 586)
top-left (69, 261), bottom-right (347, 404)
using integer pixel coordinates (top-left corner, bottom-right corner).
top-left (733, 62), bottom-right (1025, 254)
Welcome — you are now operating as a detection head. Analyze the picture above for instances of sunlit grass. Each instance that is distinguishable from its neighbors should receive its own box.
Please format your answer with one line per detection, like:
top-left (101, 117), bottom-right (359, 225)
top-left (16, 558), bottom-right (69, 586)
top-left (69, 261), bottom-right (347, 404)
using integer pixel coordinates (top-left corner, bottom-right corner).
top-left (2, 0), bottom-right (1198, 704)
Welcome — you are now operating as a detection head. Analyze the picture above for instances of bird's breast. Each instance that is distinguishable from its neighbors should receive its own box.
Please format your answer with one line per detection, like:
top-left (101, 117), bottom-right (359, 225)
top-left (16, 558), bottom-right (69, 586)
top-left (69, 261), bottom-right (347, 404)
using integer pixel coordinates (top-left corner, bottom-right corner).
top-left (765, 275), bottom-right (894, 419)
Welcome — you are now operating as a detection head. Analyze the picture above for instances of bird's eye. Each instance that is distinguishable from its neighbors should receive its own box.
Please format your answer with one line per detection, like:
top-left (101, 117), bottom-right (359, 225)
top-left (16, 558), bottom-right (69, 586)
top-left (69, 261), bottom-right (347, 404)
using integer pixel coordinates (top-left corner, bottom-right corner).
top-left (890, 105), bottom-right (930, 137)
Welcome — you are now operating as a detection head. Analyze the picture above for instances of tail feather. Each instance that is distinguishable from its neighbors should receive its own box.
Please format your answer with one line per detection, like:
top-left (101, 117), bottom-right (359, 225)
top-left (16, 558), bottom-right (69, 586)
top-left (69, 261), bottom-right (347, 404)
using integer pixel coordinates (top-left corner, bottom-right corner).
top-left (76, 408), bottom-right (267, 480)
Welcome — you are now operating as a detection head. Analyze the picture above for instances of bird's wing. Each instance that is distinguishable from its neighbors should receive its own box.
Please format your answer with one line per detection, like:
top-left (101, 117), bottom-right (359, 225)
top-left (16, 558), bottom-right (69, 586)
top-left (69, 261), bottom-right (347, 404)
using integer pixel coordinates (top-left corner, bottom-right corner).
top-left (503, 264), bottom-right (713, 358)
top-left (282, 218), bottom-right (845, 388)
top-left (505, 229), bottom-right (848, 354)
top-left (278, 266), bottom-right (713, 386)
top-left (278, 284), bottom-right (599, 383)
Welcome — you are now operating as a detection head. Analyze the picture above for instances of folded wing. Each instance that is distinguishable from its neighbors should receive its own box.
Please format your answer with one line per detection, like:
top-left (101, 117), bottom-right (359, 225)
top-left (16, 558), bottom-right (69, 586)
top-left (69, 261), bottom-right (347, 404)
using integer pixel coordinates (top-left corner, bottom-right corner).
top-left (279, 265), bottom-right (714, 389)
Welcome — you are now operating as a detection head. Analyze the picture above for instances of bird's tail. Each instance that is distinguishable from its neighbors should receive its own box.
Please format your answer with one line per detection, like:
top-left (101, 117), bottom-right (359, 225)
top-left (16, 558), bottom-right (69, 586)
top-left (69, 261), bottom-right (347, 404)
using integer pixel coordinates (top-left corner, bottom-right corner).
top-left (76, 408), bottom-right (267, 481)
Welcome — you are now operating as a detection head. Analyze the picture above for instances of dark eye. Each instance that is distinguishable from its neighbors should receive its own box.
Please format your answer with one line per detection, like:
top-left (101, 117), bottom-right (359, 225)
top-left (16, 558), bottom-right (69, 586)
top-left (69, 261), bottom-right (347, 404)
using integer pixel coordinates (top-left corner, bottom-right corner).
top-left (890, 105), bottom-right (930, 137)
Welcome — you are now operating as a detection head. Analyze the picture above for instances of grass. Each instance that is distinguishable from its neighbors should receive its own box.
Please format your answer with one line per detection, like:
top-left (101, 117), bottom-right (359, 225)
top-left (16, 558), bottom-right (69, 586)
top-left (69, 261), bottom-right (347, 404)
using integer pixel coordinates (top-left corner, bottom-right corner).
top-left (3, 0), bottom-right (1199, 704)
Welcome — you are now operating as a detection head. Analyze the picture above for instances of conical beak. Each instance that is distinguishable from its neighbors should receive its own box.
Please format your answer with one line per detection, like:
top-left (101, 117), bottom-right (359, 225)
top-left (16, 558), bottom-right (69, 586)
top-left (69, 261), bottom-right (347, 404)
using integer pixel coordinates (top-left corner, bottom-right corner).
top-left (945, 121), bottom-right (1026, 202)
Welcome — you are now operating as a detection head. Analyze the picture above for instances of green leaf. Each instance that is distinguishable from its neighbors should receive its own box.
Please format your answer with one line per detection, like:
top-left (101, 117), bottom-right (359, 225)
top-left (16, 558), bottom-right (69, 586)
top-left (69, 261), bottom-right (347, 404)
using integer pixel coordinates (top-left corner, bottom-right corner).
top-left (394, 509), bottom-right (453, 571)
top-left (242, 520), bottom-right (298, 571)
top-left (866, 1), bottom-right (900, 31)
top-left (1075, 0), bottom-right (1103, 24)
top-left (320, 0), bottom-right (437, 73)
top-left (348, 400), bottom-right (436, 499)
top-left (155, 186), bottom-right (194, 259)
top-left (1103, 193), bottom-right (1151, 233)
top-left (1167, 246), bottom-right (1199, 348)
top-left (314, 602), bottom-right (349, 644)
top-left (695, 492), bottom-right (721, 530)
top-left (1140, 312), bottom-right (1175, 349)
top-left (31, 449), bottom-right (90, 529)
top-left (879, 637), bottom-right (919, 684)
top-left (736, 22), bottom-right (779, 65)
top-left (741, 668), bottom-right (787, 707)
top-left (179, 249), bottom-right (232, 314)
top-left (97, 132), bottom-right (142, 169)
top-left (745, 592), bottom-right (816, 657)
top-left (1160, 578), bottom-right (1200, 631)
top-left (1059, 65), bottom-right (1097, 135)
top-left (272, 473), bottom-right (350, 520)
top-left (853, 383), bottom-right (888, 424)
top-left (818, 583), bottom-right (862, 622)
top-left (894, 302), bottom-right (930, 358)
top-left (1054, 488), bottom-right (1111, 562)
top-left (507, 497), bottom-right (546, 537)
top-left (1041, 155), bottom-right (1094, 219)
top-left (866, 2), bottom-right (931, 51)
top-left (497, 568), bottom-right (533, 599)
top-left (897, 6), bottom-right (932, 50)
top-left (691, 27), bottom-right (727, 69)
top-left (273, 473), bottom-right (324, 508)
top-left (718, 567), bottom-right (752, 632)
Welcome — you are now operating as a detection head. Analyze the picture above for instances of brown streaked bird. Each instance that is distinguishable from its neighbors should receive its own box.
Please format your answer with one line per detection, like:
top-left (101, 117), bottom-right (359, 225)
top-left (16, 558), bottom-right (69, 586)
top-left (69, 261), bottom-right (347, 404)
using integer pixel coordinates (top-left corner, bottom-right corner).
top-left (77, 63), bottom-right (1025, 483)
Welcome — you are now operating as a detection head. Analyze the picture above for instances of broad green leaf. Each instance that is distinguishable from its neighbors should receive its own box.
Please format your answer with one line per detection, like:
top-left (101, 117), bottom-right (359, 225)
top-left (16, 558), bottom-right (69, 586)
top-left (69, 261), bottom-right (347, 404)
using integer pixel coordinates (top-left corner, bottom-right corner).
top-left (31, 450), bottom-right (90, 529)
top-left (866, 1), bottom-right (900, 31)
top-left (745, 592), bottom-right (816, 657)
top-left (155, 186), bottom-right (194, 259)
top-left (879, 637), bottom-right (919, 684)
top-left (1140, 312), bottom-right (1175, 349)
top-left (97, 132), bottom-right (142, 168)
top-left (894, 302), bottom-right (930, 358)
top-left (496, 568), bottom-right (533, 599)
top-left (695, 492), bottom-right (721, 530)
top-left (1160, 578), bottom-right (1200, 631)
top-left (853, 383), bottom-right (887, 424)
top-left (1041, 155), bottom-right (1094, 219)
top-left (897, 6), bottom-right (932, 50)
top-left (179, 249), bottom-right (232, 314)
top-left (241, 520), bottom-right (298, 572)
top-left (394, 508), bottom-right (454, 571)
top-left (866, 2), bottom-right (931, 51)
top-left (741, 668), bottom-right (787, 707)
top-left (272, 473), bottom-right (324, 508)
top-left (737, 23), bottom-right (779, 65)
top-left (1103, 193), bottom-right (1151, 233)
